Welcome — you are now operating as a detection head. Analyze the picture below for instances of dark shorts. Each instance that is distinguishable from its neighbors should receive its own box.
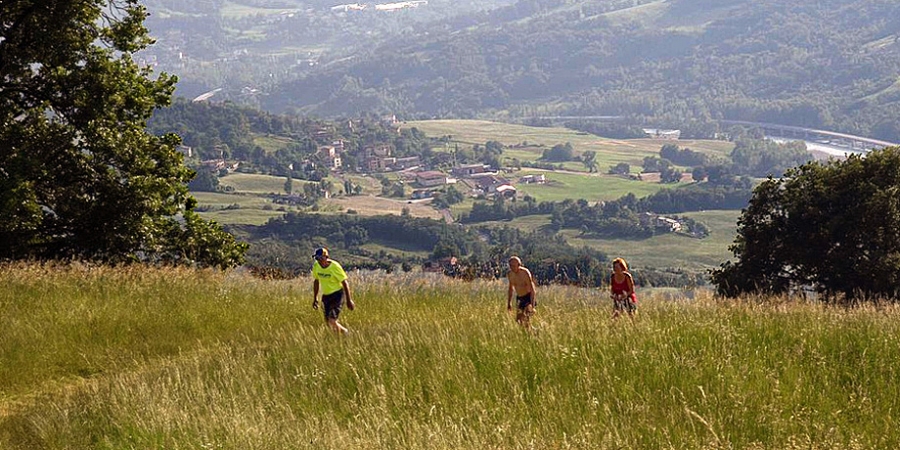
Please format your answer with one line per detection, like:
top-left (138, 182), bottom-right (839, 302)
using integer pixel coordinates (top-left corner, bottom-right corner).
top-left (613, 294), bottom-right (637, 313)
top-left (322, 290), bottom-right (344, 320)
top-left (517, 292), bottom-right (535, 311)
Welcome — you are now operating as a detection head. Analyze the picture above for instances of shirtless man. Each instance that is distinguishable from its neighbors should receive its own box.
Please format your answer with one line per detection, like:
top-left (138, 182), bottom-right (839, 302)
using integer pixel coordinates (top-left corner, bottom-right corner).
top-left (506, 256), bottom-right (537, 329)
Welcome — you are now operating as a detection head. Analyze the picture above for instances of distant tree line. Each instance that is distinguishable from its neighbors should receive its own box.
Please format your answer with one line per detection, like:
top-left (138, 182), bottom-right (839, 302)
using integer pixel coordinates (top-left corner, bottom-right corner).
top-left (239, 211), bottom-right (705, 287)
top-left (461, 183), bottom-right (748, 237)
top-left (243, 212), bottom-right (486, 275)
top-left (564, 120), bottom-right (648, 140)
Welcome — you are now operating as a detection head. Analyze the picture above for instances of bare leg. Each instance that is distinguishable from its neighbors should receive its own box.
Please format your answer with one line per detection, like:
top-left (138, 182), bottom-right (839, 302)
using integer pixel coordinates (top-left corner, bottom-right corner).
top-left (517, 305), bottom-right (534, 330)
top-left (327, 318), bottom-right (349, 334)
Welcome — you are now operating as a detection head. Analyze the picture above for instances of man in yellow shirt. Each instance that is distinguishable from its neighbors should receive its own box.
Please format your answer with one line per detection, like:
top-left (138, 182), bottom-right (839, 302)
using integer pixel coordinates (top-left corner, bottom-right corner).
top-left (312, 247), bottom-right (355, 333)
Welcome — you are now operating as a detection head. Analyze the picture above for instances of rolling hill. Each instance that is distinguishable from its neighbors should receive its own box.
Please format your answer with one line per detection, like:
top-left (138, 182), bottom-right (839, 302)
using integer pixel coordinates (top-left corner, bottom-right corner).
top-left (261, 0), bottom-right (900, 142)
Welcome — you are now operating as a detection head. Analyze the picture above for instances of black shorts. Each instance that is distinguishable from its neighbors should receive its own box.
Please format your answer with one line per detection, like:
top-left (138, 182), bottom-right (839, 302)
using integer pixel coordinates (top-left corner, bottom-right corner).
top-left (517, 292), bottom-right (535, 311)
top-left (322, 290), bottom-right (344, 320)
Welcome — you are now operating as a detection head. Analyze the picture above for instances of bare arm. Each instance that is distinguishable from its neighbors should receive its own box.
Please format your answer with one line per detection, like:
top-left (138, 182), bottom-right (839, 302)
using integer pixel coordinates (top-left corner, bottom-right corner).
top-left (626, 273), bottom-right (635, 296)
top-left (312, 279), bottom-right (320, 309)
top-left (342, 279), bottom-right (354, 310)
top-left (507, 275), bottom-right (514, 310)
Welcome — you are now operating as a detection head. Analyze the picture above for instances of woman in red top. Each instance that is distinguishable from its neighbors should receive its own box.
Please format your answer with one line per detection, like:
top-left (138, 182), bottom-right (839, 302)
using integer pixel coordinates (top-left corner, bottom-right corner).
top-left (610, 257), bottom-right (636, 318)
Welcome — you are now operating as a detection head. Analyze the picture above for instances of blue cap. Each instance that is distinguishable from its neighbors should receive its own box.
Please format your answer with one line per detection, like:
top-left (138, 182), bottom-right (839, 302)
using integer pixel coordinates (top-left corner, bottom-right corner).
top-left (313, 247), bottom-right (329, 259)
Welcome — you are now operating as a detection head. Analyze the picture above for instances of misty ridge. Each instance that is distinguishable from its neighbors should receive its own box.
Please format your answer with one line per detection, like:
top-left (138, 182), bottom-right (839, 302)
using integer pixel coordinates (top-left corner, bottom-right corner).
top-left (141, 0), bottom-right (900, 143)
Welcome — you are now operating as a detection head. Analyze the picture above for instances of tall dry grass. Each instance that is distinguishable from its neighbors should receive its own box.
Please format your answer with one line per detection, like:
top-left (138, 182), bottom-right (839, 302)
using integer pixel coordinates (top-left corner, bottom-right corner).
top-left (2, 265), bottom-right (899, 449)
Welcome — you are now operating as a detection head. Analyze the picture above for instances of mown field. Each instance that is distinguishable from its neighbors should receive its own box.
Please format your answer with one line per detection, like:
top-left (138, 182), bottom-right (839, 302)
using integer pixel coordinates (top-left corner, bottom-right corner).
top-left (2, 265), bottom-right (899, 449)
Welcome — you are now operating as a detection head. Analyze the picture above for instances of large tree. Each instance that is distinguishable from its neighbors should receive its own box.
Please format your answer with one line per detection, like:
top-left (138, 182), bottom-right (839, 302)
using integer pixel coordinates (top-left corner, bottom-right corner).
top-left (0, 0), bottom-right (246, 268)
top-left (711, 147), bottom-right (900, 302)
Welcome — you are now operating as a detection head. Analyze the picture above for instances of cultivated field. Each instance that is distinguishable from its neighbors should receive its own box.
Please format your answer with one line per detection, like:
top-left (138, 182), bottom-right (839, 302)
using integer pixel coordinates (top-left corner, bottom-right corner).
top-left (193, 174), bottom-right (443, 226)
top-left (2, 265), bottom-right (899, 449)
top-left (405, 120), bottom-right (735, 170)
top-left (218, 173), bottom-right (304, 195)
top-left (323, 195), bottom-right (444, 220)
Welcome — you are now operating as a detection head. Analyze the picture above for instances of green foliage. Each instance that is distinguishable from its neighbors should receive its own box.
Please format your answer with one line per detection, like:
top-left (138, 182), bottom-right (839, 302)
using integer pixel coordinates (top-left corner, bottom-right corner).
top-left (640, 182), bottom-right (753, 213)
top-left (464, 184), bottom-right (752, 233)
top-left (0, 0), bottom-right (245, 269)
top-left (581, 150), bottom-right (598, 173)
top-left (246, 212), bottom-right (487, 273)
top-left (608, 162), bottom-right (631, 175)
top-left (712, 147), bottom-right (900, 302)
top-left (149, 101), bottom-right (429, 177)
top-left (642, 156), bottom-right (671, 173)
top-left (691, 165), bottom-right (708, 182)
top-left (450, 229), bottom-right (611, 286)
top-left (541, 142), bottom-right (575, 162)
top-left (563, 120), bottom-right (647, 139)
top-left (432, 185), bottom-right (466, 209)
top-left (729, 139), bottom-right (812, 178)
top-left (660, 144), bottom-right (709, 167)
top-left (283, 175), bottom-right (293, 194)
top-left (188, 168), bottom-right (220, 192)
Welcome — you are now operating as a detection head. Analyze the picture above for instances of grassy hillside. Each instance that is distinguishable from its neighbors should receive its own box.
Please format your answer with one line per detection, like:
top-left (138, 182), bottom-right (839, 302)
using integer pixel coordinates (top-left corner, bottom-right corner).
top-left (3, 265), bottom-right (900, 449)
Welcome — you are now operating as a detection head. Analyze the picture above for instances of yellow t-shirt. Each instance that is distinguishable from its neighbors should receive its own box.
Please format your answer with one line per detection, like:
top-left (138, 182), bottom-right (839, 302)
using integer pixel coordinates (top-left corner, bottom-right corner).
top-left (312, 260), bottom-right (348, 295)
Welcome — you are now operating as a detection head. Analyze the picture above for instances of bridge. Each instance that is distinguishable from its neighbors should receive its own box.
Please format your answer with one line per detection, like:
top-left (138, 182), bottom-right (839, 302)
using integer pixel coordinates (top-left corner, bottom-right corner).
top-left (720, 120), bottom-right (899, 152)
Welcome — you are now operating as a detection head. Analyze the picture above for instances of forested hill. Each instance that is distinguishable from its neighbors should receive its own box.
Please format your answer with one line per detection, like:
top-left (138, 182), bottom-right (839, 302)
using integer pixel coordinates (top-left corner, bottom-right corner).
top-left (263, 0), bottom-right (900, 142)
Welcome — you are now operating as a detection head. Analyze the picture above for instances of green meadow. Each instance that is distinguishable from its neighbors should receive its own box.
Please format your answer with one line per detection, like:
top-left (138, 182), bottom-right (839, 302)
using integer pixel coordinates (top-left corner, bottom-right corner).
top-left (563, 210), bottom-right (742, 271)
top-left (218, 173), bottom-right (304, 195)
top-left (252, 134), bottom-right (300, 153)
top-left (513, 170), bottom-right (669, 203)
top-left (2, 265), bottom-right (899, 449)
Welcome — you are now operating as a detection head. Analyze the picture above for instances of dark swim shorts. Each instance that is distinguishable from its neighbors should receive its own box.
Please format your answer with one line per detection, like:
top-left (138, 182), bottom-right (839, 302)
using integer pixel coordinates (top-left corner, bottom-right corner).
top-left (517, 292), bottom-right (535, 311)
top-left (322, 290), bottom-right (344, 320)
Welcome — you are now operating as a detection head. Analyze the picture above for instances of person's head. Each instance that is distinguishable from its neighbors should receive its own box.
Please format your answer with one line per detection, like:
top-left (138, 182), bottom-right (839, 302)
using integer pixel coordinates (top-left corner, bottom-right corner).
top-left (612, 257), bottom-right (628, 273)
top-left (508, 256), bottom-right (522, 271)
top-left (313, 247), bottom-right (330, 265)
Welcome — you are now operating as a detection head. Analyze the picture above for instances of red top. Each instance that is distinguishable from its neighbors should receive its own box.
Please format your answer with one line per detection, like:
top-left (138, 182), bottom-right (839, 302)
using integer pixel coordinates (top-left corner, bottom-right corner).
top-left (611, 273), bottom-right (631, 294)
